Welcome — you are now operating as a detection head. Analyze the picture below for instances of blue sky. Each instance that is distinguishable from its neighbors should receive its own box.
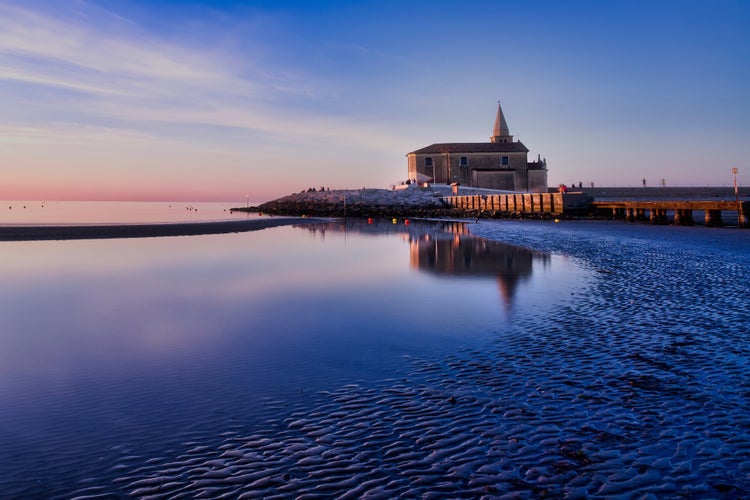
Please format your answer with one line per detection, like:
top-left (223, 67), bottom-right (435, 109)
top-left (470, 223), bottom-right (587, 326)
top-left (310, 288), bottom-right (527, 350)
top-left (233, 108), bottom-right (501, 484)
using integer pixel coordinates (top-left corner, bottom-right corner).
top-left (1, 0), bottom-right (748, 201)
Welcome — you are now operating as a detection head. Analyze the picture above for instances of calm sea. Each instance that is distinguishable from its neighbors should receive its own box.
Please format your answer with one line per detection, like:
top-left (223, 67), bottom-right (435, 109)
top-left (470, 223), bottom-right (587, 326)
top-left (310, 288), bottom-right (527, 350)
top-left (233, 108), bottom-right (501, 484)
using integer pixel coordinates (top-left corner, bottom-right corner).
top-left (0, 213), bottom-right (582, 496)
top-left (0, 200), bottom-right (256, 225)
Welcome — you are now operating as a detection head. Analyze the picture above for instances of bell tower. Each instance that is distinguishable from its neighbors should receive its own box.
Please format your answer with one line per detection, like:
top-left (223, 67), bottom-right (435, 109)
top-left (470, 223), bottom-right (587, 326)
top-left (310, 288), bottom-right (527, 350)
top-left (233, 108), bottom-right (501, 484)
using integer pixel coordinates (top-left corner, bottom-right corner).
top-left (490, 101), bottom-right (514, 144)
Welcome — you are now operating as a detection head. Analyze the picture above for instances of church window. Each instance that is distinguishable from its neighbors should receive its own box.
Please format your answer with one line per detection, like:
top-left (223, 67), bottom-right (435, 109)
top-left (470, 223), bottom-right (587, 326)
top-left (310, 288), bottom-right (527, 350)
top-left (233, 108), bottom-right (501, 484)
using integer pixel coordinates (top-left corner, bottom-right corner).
top-left (459, 156), bottom-right (468, 166)
top-left (501, 156), bottom-right (509, 166)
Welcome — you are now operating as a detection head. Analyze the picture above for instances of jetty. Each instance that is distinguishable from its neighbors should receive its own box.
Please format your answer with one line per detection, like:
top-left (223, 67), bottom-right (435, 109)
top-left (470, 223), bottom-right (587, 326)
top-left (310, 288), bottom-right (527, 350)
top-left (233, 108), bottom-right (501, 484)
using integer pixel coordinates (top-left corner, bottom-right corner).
top-left (443, 192), bottom-right (749, 227)
top-left (240, 185), bottom-right (750, 228)
top-left (590, 200), bottom-right (748, 227)
top-left (443, 192), bottom-right (589, 216)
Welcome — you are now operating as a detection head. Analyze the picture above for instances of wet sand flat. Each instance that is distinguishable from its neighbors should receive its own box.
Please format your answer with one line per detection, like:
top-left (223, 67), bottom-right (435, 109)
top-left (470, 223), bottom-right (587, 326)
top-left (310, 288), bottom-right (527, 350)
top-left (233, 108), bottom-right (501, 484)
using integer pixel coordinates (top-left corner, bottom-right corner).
top-left (0, 217), bottom-right (317, 241)
top-left (60, 220), bottom-right (748, 498)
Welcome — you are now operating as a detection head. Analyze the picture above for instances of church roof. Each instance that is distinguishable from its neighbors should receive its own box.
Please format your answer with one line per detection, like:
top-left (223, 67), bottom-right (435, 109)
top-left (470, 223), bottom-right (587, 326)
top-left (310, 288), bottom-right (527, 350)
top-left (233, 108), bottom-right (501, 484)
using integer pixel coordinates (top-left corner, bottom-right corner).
top-left (408, 141), bottom-right (529, 155)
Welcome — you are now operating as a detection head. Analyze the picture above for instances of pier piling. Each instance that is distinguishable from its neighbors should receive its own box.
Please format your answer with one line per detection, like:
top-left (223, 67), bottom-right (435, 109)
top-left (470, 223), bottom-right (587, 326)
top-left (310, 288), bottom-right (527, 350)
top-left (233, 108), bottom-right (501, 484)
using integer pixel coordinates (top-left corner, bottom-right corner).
top-left (443, 193), bottom-right (748, 228)
top-left (592, 200), bottom-right (748, 228)
top-left (704, 209), bottom-right (723, 227)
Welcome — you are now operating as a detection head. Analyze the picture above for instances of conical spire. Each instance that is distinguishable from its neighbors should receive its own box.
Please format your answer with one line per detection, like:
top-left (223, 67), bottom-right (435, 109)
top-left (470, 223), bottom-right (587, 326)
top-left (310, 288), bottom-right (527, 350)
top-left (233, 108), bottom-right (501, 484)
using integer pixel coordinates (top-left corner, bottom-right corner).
top-left (490, 101), bottom-right (513, 143)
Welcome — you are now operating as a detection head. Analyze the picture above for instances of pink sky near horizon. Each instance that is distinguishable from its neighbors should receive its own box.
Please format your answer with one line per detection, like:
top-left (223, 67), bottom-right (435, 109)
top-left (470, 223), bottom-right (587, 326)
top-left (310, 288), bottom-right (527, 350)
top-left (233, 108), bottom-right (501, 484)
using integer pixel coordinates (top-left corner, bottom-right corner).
top-left (0, 181), bottom-right (243, 203)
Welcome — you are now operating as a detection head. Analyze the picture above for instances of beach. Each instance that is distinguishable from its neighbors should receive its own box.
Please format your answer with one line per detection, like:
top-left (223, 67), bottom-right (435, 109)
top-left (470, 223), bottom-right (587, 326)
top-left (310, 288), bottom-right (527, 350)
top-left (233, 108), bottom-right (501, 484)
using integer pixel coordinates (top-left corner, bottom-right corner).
top-left (0, 217), bottom-right (317, 241)
top-left (15, 218), bottom-right (741, 498)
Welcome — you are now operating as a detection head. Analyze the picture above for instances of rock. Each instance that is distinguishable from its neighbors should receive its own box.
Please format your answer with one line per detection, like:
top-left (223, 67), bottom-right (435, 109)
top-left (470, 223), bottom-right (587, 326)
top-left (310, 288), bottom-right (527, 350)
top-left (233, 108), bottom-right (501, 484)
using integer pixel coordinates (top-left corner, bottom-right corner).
top-left (245, 188), bottom-right (452, 218)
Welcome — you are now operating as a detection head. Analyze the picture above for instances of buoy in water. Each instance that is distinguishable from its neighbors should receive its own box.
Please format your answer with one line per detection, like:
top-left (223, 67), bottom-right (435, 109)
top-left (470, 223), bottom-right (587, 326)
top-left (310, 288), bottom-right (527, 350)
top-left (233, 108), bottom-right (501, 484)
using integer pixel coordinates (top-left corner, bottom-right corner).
top-left (392, 218), bottom-right (397, 224)
top-left (367, 218), bottom-right (373, 224)
top-left (404, 219), bottom-right (410, 225)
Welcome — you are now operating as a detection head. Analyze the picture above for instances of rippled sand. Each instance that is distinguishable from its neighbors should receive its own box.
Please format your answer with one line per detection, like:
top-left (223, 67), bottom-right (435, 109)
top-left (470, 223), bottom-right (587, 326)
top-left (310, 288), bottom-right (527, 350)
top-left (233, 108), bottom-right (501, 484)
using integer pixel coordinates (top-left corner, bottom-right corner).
top-left (51, 221), bottom-right (750, 497)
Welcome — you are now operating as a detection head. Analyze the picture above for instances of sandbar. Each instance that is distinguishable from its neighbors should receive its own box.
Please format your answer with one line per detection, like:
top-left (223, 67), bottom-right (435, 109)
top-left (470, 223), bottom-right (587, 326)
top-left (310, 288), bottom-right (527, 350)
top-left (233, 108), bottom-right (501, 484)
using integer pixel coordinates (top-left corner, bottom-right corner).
top-left (0, 217), bottom-right (319, 241)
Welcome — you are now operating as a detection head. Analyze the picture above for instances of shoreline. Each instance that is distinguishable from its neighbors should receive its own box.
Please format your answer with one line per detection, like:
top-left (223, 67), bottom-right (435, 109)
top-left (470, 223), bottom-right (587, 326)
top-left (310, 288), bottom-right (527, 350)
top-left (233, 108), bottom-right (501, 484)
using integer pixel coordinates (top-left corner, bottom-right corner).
top-left (0, 217), bottom-right (319, 241)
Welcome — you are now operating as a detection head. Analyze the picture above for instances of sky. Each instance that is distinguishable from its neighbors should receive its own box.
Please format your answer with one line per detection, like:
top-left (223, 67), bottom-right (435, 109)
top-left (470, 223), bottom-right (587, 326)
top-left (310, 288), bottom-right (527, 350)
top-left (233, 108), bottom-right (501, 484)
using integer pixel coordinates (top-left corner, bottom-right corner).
top-left (1, 0), bottom-right (748, 202)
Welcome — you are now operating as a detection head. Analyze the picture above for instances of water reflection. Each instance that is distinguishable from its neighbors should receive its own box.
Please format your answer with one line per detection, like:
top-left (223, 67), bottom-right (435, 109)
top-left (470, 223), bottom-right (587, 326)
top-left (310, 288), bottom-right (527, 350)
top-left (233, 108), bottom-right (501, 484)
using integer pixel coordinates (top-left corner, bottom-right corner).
top-left (0, 218), bottom-right (578, 497)
top-left (300, 219), bottom-right (550, 309)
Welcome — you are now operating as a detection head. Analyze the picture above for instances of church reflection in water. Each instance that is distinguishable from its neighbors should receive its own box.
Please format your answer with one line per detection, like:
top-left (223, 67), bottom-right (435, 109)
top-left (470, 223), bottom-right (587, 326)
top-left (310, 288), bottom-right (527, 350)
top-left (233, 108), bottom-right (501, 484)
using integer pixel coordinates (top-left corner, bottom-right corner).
top-left (406, 221), bottom-right (549, 309)
top-left (298, 219), bottom-right (550, 310)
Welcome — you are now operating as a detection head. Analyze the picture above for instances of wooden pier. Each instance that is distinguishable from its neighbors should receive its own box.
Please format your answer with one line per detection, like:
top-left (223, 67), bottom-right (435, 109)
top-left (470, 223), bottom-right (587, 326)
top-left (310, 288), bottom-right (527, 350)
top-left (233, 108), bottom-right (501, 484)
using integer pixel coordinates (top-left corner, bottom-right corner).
top-left (443, 191), bottom-right (749, 228)
top-left (591, 200), bottom-right (749, 228)
top-left (443, 192), bottom-right (590, 216)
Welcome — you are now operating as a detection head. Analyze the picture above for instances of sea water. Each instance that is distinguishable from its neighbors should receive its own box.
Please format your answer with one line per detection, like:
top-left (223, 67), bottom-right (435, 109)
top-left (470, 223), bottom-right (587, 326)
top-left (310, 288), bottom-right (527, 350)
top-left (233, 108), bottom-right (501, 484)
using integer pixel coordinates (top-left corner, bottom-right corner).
top-left (0, 216), bottom-right (748, 497)
top-left (0, 200), bottom-right (254, 225)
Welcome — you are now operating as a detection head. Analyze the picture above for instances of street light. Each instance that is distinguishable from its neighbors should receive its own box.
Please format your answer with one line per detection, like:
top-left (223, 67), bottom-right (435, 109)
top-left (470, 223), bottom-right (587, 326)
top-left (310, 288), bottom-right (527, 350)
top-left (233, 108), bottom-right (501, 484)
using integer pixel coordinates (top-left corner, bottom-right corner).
top-left (732, 168), bottom-right (739, 203)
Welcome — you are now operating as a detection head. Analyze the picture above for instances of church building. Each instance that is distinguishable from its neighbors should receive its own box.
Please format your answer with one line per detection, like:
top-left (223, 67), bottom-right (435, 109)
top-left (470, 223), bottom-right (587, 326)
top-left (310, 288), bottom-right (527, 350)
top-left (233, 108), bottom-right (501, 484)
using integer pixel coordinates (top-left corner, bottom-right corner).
top-left (407, 103), bottom-right (548, 192)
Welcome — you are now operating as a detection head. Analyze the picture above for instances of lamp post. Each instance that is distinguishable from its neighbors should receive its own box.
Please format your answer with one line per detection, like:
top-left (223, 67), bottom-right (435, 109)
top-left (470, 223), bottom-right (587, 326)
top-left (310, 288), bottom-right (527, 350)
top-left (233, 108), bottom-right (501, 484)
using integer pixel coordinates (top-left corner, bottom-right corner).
top-left (732, 167), bottom-right (739, 203)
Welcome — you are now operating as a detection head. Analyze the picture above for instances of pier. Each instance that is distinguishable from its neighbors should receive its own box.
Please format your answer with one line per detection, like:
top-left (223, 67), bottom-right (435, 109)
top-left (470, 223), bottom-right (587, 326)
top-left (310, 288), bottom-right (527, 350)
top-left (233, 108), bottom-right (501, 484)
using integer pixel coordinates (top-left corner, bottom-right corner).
top-left (245, 186), bottom-right (750, 228)
top-left (442, 192), bottom-right (749, 228)
top-left (443, 192), bottom-right (590, 216)
top-left (591, 200), bottom-right (749, 228)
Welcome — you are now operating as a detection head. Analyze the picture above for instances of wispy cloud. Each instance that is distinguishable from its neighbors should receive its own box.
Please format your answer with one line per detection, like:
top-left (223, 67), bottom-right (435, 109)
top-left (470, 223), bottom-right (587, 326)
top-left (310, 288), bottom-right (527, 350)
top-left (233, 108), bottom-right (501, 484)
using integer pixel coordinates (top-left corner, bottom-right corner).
top-left (0, 3), bottom-right (251, 95)
top-left (0, 122), bottom-right (156, 146)
top-left (0, 2), bottom-right (401, 150)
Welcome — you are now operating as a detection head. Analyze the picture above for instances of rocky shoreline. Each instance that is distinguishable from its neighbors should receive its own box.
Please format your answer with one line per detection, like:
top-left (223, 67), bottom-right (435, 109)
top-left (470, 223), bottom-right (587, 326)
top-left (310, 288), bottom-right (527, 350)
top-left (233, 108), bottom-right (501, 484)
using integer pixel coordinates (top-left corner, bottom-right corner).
top-left (235, 187), bottom-right (566, 220)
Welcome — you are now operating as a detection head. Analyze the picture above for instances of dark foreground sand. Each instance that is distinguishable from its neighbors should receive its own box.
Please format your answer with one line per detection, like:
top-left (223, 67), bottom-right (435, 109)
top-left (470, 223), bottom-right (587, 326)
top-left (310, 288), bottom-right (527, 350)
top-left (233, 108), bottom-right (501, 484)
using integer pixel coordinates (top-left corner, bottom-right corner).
top-left (0, 217), bottom-right (318, 241)
top-left (70, 219), bottom-right (748, 498)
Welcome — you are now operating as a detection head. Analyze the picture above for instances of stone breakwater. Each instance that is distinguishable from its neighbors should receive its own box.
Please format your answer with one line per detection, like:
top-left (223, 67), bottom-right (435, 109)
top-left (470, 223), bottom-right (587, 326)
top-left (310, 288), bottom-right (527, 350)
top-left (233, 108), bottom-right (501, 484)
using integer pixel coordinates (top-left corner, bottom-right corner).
top-left (237, 188), bottom-right (564, 220)
top-left (246, 188), bottom-right (452, 218)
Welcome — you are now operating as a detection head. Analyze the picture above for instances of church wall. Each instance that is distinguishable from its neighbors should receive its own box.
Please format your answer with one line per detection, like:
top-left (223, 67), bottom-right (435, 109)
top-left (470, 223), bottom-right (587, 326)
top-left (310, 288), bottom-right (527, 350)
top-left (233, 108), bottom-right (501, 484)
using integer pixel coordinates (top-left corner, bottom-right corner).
top-left (432, 155), bottom-right (448, 183)
top-left (407, 155), bottom-right (417, 181)
top-left (408, 154), bottom-right (450, 184)
top-left (409, 151), bottom-right (543, 191)
top-left (528, 170), bottom-right (548, 193)
top-left (513, 168), bottom-right (529, 192)
top-left (473, 171), bottom-right (516, 190)
top-left (460, 152), bottom-right (527, 171)
top-left (452, 152), bottom-right (529, 188)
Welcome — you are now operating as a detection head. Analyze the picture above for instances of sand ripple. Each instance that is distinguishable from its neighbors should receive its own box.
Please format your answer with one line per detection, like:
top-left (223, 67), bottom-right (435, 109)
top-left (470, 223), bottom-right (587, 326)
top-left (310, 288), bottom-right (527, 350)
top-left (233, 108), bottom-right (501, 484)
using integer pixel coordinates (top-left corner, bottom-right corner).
top-left (60, 221), bottom-right (750, 498)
